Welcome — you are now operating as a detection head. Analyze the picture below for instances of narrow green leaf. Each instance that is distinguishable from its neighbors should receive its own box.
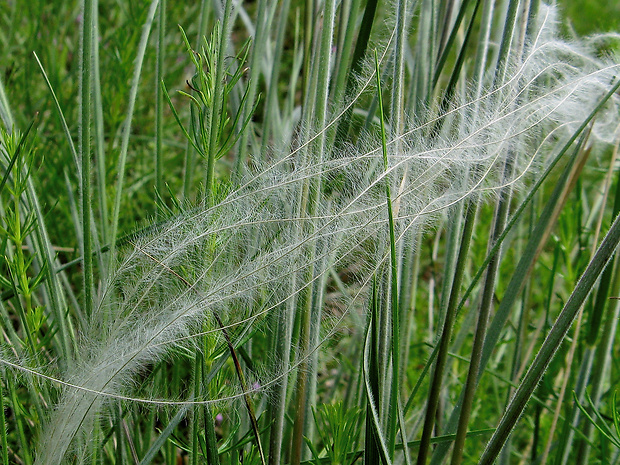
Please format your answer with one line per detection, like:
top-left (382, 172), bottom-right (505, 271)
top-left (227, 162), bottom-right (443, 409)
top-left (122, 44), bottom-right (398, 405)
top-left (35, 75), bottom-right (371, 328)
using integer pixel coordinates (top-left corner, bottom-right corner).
top-left (479, 211), bottom-right (620, 465)
top-left (0, 118), bottom-right (35, 195)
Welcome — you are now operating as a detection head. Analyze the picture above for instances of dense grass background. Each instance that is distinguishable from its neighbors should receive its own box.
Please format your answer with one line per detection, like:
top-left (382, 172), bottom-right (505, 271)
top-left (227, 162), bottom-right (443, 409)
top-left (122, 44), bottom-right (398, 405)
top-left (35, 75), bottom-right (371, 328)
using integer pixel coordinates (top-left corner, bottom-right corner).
top-left (1, 0), bottom-right (620, 464)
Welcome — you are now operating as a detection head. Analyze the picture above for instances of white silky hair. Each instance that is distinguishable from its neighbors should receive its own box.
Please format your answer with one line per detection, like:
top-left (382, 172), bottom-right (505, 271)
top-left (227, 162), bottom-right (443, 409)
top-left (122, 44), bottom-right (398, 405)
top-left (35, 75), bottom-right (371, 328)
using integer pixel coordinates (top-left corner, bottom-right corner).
top-left (30, 3), bottom-right (620, 463)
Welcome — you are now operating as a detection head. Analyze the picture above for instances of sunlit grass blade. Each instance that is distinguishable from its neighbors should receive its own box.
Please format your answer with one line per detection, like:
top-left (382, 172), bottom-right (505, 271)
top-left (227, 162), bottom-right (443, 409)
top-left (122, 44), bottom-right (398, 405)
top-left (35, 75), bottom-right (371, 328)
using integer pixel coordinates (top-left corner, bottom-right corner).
top-left (573, 391), bottom-right (620, 449)
top-left (32, 52), bottom-right (77, 166)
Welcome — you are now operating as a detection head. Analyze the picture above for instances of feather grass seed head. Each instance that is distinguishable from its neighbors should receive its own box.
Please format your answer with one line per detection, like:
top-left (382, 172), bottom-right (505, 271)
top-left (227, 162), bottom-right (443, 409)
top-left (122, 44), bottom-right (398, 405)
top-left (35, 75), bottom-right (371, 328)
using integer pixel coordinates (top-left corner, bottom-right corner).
top-left (19, 3), bottom-right (620, 463)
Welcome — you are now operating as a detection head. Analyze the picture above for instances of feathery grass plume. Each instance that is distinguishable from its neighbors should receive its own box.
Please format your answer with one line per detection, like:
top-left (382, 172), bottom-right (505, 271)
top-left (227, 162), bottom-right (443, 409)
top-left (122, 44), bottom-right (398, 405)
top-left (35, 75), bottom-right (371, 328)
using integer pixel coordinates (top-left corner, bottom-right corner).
top-left (15, 3), bottom-right (620, 463)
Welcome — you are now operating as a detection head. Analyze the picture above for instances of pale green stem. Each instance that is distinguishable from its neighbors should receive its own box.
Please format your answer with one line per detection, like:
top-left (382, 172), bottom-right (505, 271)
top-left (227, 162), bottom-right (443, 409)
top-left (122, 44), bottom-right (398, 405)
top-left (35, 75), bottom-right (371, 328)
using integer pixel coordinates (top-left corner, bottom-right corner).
top-left (233, 0), bottom-right (268, 179)
top-left (80, 0), bottom-right (95, 317)
top-left (92, 5), bottom-right (108, 246)
top-left (290, 1), bottom-right (336, 462)
top-left (204, 0), bottom-right (233, 205)
top-left (155, 0), bottom-right (166, 199)
top-left (108, 0), bottom-right (159, 260)
top-left (259, 0), bottom-right (292, 161)
top-left (375, 49), bottom-right (401, 458)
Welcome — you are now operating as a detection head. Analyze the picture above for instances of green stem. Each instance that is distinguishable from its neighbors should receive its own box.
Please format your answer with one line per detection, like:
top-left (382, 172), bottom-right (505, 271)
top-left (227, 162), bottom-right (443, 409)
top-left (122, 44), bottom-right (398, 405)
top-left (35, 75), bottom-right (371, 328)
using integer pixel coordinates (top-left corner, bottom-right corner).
top-left (451, 169), bottom-right (512, 465)
top-left (7, 374), bottom-right (32, 465)
top-left (205, 0), bottom-right (233, 205)
top-left (479, 211), bottom-right (620, 465)
top-left (375, 49), bottom-right (400, 458)
top-left (416, 199), bottom-right (476, 465)
top-left (0, 374), bottom-right (8, 465)
top-left (109, 0), bottom-right (160, 259)
top-left (155, 0), bottom-right (166, 200)
top-left (80, 0), bottom-right (95, 317)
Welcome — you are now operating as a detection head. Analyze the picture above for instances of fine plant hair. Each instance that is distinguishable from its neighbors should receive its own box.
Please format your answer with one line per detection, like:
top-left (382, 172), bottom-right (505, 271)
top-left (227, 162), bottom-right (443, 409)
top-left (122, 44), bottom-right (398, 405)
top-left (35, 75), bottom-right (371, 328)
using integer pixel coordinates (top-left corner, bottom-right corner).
top-left (21, 4), bottom-right (620, 464)
top-left (0, 1), bottom-right (619, 464)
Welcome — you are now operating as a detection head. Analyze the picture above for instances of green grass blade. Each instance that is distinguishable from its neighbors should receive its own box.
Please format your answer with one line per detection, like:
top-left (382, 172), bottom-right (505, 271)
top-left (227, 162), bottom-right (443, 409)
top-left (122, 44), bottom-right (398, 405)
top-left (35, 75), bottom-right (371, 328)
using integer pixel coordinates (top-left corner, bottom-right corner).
top-left (451, 104), bottom-right (518, 465)
top-left (32, 52), bottom-right (78, 167)
top-left (6, 374), bottom-right (32, 465)
top-left (429, 129), bottom-right (593, 465)
top-left (586, 143), bottom-right (620, 346)
top-left (329, 0), bottom-right (361, 122)
top-left (161, 82), bottom-right (204, 157)
top-left (155, 0), bottom-right (166, 203)
top-left (258, 0), bottom-right (292, 162)
top-left (493, 0), bottom-right (520, 84)
top-left (79, 0), bottom-right (96, 317)
top-left (574, 144), bottom-right (620, 463)
top-left (0, 77), bottom-right (13, 129)
top-left (92, 3), bottom-right (108, 245)
top-left (138, 407), bottom-right (188, 465)
top-left (432, 0), bottom-right (477, 88)
top-left (479, 211), bottom-right (620, 465)
top-left (108, 0), bottom-right (160, 259)
top-left (416, 199), bottom-right (476, 465)
top-left (333, 0), bottom-right (379, 144)
top-left (435, 0), bottom-right (483, 114)
top-left (232, 0), bottom-right (267, 179)
top-left (429, 83), bottom-right (620, 464)
top-left (190, 353), bottom-right (204, 465)
top-left (573, 391), bottom-right (620, 448)
top-left (291, 1), bottom-right (337, 461)
top-left (364, 279), bottom-right (392, 465)
top-left (375, 49), bottom-right (400, 458)
top-left (298, 428), bottom-right (495, 465)
top-left (0, 372), bottom-right (8, 465)
top-left (397, 392), bottom-right (412, 465)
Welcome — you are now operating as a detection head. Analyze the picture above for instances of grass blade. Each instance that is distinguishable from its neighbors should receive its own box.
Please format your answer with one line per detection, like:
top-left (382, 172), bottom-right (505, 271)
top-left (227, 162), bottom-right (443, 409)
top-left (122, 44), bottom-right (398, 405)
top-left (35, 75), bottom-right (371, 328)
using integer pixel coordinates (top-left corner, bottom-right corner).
top-left (109, 0), bottom-right (160, 258)
top-left (79, 0), bottom-right (96, 317)
top-left (479, 210), bottom-right (620, 465)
